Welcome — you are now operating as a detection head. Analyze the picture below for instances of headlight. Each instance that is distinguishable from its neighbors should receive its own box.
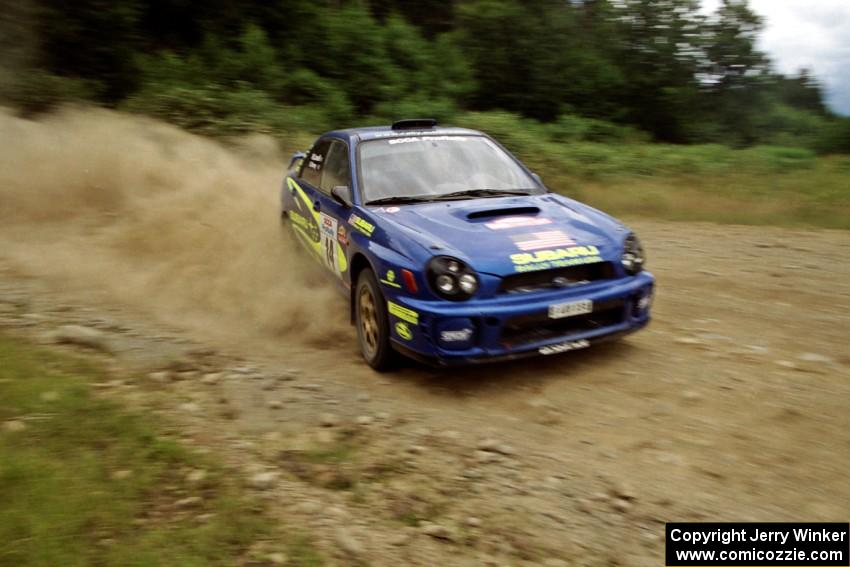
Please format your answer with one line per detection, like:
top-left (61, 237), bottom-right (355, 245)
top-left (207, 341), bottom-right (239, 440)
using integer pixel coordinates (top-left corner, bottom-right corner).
top-left (427, 256), bottom-right (478, 301)
top-left (458, 274), bottom-right (477, 294)
top-left (621, 233), bottom-right (645, 275)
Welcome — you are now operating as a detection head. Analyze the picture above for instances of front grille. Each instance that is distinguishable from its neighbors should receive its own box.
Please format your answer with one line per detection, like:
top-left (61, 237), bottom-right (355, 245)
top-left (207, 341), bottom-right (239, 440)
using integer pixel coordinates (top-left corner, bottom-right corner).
top-left (500, 298), bottom-right (625, 348)
top-left (499, 262), bottom-right (616, 294)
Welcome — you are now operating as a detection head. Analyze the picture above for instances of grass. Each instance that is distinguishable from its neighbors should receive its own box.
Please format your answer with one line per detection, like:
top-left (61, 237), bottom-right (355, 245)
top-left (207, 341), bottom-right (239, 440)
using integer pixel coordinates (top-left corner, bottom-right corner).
top-left (0, 334), bottom-right (323, 566)
top-left (554, 162), bottom-right (850, 230)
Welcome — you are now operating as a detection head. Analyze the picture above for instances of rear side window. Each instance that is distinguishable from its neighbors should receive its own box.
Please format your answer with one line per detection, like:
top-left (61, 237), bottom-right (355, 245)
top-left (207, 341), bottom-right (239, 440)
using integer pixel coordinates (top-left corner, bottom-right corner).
top-left (320, 140), bottom-right (351, 194)
top-left (300, 140), bottom-right (331, 187)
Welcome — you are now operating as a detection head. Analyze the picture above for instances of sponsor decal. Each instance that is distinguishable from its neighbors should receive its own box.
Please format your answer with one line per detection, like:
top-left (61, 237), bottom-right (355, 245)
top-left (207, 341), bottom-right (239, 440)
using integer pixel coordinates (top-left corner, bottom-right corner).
top-left (381, 269), bottom-right (401, 288)
top-left (539, 339), bottom-right (590, 356)
top-left (485, 216), bottom-right (552, 230)
top-left (290, 211), bottom-right (310, 231)
top-left (349, 213), bottom-right (375, 236)
top-left (395, 322), bottom-right (413, 341)
top-left (511, 230), bottom-right (576, 251)
top-left (337, 224), bottom-right (349, 246)
top-left (287, 179), bottom-right (321, 244)
top-left (380, 130), bottom-right (452, 138)
top-left (318, 213), bottom-right (347, 274)
top-left (387, 135), bottom-right (467, 145)
top-left (440, 328), bottom-right (473, 342)
top-left (319, 213), bottom-right (335, 237)
top-left (510, 246), bottom-right (602, 273)
top-left (387, 301), bottom-right (419, 325)
top-left (307, 152), bottom-right (324, 171)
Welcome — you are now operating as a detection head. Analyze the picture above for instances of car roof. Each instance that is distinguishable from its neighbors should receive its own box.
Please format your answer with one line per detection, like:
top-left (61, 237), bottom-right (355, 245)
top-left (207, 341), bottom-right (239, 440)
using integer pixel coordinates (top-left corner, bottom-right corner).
top-left (321, 124), bottom-right (483, 145)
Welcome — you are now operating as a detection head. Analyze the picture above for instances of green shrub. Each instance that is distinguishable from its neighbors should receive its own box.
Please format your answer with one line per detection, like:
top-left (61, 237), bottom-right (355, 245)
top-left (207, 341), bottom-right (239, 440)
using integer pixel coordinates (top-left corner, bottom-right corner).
top-left (815, 118), bottom-right (850, 155)
top-left (3, 70), bottom-right (98, 114)
top-left (373, 96), bottom-right (458, 123)
top-left (122, 83), bottom-right (283, 136)
top-left (281, 68), bottom-right (354, 125)
top-left (545, 114), bottom-right (646, 144)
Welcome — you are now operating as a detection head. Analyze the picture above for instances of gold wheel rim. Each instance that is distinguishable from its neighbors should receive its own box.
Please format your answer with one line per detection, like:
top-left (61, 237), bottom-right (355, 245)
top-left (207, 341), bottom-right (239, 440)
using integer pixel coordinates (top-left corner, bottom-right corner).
top-left (358, 287), bottom-right (379, 359)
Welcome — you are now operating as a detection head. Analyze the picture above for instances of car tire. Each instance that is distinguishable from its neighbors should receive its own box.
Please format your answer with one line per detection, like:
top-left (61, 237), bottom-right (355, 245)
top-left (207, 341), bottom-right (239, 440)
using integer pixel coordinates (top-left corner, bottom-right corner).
top-left (355, 268), bottom-right (395, 371)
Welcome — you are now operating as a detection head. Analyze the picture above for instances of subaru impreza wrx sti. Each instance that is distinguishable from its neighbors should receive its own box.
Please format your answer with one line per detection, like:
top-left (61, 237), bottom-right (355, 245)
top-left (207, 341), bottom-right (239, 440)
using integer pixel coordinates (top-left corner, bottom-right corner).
top-left (280, 119), bottom-right (654, 370)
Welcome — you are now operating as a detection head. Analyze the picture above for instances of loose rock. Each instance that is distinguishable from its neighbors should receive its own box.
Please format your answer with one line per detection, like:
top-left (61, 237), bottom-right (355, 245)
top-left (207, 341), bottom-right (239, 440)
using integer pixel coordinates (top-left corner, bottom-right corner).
top-left (422, 522), bottom-right (456, 542)
top-left (320, 413), bottom-right (339, 427)
top-left (201, 373), bottom-right (221, 385)
top-left (176, 496), bottom-right (203, 508)
top-left (612, 498), bottom-right (632, 513)
top-left (335, 527), bottom-right (365, 557)
top-left (474, 450), bottom-right (501, 464)
top-left (798, 352), bottom-right (834, 365)
top-left (267, 552), bottom-right (288, 565)
top-left (682, 390), bottom-right (703, 403)
top-left (148, 371), bottom-right (170, 383)
top-left (355, 415), bottom-right (373, 426)
top-left (186, 469), bottom-right (208, 484)
top-left (248, 471), bottom-right (279, 490)
top-left (611, 481), bottom-right (637, 500)
top-left (3, 420), bottom-right (27, 433)
top-left (50, 325), bottom-right (110, 351)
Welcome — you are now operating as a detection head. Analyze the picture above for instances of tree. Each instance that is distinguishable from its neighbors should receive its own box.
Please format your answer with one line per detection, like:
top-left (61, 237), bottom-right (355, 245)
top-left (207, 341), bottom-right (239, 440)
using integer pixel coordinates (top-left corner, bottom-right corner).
top-left (612, 0), bottom-right (705, 141)
top-left (38, 0), bottom-right (143, 102)
top-left (700, 0), bottom-right (770, 144)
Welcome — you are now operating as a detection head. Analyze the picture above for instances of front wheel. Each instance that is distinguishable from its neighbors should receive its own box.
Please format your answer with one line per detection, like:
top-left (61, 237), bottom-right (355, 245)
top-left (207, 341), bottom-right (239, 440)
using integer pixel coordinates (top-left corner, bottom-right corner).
top-left (355, 269), bottom-right (395, 371)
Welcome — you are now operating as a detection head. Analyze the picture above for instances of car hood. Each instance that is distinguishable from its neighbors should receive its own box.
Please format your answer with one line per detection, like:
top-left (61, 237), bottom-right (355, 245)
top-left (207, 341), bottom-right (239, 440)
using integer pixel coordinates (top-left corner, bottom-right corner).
top-left (369, 194), bottom-right (627, 275)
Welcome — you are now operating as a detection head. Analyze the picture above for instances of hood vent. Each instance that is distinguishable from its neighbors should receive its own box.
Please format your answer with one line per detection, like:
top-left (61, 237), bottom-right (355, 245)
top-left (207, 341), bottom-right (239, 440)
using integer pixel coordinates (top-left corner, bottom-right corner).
top-left (466, 206), bottom-right (540, 220)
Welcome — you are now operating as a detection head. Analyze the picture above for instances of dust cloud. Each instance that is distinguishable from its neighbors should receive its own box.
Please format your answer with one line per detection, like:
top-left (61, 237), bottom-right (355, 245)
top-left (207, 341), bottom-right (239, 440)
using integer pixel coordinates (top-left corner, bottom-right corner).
top-left (0, 106), bottom-right (350, 347)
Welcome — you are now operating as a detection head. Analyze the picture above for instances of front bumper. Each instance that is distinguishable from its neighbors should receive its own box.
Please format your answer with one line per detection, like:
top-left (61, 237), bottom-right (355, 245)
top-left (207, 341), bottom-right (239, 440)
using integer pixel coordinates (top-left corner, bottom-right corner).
top-left (387, 272), bottom-right (654, 366)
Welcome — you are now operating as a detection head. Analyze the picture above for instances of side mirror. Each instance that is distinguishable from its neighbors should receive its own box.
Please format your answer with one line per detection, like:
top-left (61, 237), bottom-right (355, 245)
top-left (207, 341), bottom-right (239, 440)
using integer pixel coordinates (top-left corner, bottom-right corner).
top-left (331, 186), bottom-right (353, 208)
top-left (289, 151), bottom-right (306, 171)
top-left (531, 172), bottom-right (543, 186)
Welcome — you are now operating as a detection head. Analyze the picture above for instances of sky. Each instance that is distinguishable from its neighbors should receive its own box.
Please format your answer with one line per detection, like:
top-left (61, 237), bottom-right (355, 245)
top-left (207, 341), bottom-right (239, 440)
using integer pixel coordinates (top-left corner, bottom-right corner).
top-left (701, 0), bottom-right (850, 115)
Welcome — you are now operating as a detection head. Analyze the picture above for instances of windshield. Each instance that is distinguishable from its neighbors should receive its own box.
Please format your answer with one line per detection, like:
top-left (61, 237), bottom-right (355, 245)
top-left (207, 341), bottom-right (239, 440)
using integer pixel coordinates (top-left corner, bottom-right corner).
top-left (358, 135), bottom-right (540, 204)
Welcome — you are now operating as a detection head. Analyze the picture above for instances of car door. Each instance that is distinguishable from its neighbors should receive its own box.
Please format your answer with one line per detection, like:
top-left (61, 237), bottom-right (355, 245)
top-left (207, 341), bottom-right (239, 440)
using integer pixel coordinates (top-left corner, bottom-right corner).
top-left (292, 137), bottom-right (351, 282)
top-left (313, 139), bottom-right (352, 281)
top-left (288, 138), bottom-right (330, 255)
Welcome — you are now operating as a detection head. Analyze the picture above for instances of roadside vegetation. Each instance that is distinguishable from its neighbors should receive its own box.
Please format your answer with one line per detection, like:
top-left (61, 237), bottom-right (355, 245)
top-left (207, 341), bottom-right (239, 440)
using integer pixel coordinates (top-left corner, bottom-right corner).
top-left (0, 335), bottom-right (322, 566)
top-left (1, 0), bottom-right (848, 229)
top-left (455, 112), bottom-right (850, 229)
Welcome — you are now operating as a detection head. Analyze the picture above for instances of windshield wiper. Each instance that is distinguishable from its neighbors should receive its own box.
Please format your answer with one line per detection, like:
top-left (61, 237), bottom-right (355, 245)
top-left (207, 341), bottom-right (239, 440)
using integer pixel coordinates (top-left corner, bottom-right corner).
top-left (430, 189), bottom-right (532, 201)
top-left (365, 195), bottom-right (436, 206)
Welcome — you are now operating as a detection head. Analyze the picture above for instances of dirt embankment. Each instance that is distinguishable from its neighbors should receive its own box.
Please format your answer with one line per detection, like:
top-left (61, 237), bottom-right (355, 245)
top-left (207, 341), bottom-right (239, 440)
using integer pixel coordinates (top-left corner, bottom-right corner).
top-left (1, 107), bottom-right (849, 566)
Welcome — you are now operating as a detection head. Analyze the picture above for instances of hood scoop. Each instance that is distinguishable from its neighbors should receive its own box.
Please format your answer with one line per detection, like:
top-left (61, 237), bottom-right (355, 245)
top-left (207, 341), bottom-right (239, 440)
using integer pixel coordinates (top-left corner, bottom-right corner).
top-left (465, 206), bottom-right (540, 220)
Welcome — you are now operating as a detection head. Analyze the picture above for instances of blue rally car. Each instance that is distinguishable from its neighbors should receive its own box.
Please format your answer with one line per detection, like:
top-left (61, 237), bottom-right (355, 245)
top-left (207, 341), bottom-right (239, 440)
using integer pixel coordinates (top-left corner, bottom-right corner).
top-left (281, 119), bottom-right (654, 370)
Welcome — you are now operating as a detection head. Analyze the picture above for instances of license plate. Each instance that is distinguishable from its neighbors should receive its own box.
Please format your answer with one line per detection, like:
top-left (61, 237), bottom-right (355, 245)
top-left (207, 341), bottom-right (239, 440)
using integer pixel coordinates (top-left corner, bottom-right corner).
top-left (548, 299), bottom-right (593, 319)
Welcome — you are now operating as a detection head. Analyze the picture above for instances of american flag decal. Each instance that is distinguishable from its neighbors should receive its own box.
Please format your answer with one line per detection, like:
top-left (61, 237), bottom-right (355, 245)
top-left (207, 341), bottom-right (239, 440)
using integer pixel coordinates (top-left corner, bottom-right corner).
top-left (512, 230), bottom-right (576, 251)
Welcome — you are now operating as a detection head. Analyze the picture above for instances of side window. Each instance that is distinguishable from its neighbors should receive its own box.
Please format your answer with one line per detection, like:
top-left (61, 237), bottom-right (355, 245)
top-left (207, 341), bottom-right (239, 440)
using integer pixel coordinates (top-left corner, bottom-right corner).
top-left (300, 140), bottom-right (331, 187)
top-left (320, 140), bottom-right (351, 195)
